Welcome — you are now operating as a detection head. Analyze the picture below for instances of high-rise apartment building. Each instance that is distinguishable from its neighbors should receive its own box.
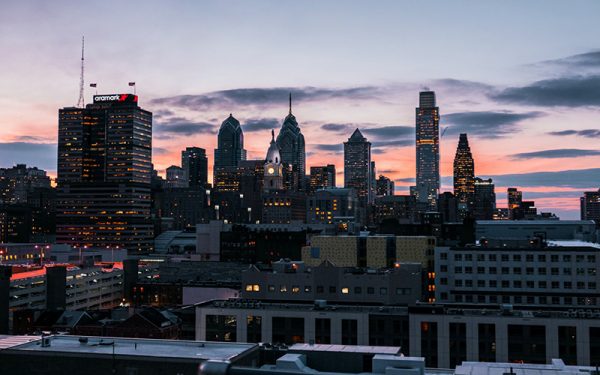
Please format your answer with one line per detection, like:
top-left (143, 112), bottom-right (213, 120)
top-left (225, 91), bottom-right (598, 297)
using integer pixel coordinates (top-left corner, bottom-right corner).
top-left (580, 189), bottom-right (600, 221)
top-left (309, 165), bottom-right (336, 193)
top-left (214, 114), bottom-right (246, 191)
top-left (344, 129), bottom-right (372, 207)
top-left (181, 147), bottom-right (208, 188)
top-left (473, 178), bottom-right (496, 220)
top-left (453, 134), bottom-right (474, 214)
top-left (56, 94), bottom-right (153, 253)
top-left (415, 91), bottom-right (440, 210)
top-left (276, 94), bottom-right (306, 191)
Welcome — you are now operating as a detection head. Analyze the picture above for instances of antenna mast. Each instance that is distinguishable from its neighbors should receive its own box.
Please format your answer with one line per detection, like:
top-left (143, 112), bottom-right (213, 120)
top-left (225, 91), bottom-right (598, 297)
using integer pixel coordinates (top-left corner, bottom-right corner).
top-left (77, 36), bottom-right (85, 108)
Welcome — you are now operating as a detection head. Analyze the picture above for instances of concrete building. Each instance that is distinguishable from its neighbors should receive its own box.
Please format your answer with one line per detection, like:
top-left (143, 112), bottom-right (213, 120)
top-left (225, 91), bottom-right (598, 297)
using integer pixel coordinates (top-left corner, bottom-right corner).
top-left (475, 220), bottom-right (598, 242)
top-left (241, 259), bottom-right (422, 305)
top-left (581, 189), bottom-right (600, 222)
top-left (306, 188), bottom-right (358, 225)
top-left (435, 240), bottom-right (600, 307)
top-left (196, 299), bottom-right (600, 367)
top-left (302, 235), bottom-right (435, 269)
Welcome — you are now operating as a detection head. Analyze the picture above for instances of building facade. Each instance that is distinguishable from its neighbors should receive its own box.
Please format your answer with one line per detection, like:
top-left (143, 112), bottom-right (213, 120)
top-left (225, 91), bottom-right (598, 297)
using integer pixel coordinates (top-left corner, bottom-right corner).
top-left (214, 114), bottom-right (246, 191)
top-left (276, 95), bottom-right (306, 191)
top-left (182, 147), bottom-right (208, 188)
top-left (306, 188), bottom-right (358, 225)
top-left (581, 189), bottom-right (600, 222)
top-left (453, 134), bottom-right (474, 215)
top-left (56, 94), bottom-right (153, 253)
top-left (472, 178), bottom-right (495, 220)
top-left (309, 165), bottom-right (336, 193)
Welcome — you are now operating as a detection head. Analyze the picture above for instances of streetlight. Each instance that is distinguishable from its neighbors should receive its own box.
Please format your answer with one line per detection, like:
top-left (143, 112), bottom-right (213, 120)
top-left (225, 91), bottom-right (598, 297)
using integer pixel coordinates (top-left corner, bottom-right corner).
top-left (247, 207), bottom-right (252, 223)
top-left (214, 204), bottom-right (220, 221)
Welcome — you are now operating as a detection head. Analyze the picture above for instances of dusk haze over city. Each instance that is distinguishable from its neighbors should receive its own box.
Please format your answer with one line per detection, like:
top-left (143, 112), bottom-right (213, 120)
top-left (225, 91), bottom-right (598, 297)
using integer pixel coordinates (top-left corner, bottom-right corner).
top-left (1, 2), bottom-right (600, 375)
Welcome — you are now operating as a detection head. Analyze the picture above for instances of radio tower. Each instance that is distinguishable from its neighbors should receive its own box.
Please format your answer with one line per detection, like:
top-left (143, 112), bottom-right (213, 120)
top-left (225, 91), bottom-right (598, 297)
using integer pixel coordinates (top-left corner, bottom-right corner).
top-left (76, 36), bottom-right (85, 108)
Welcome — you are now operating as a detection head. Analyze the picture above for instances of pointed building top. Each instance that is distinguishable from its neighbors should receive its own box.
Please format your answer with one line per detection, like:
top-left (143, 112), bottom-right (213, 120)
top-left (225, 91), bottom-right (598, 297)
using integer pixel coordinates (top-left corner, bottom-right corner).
top-left (289, 92), bottom-right (292, 115)
top-left (271, 129), bottom-right (275, 142)
top-left (348, 128), bottom-right (367, 142)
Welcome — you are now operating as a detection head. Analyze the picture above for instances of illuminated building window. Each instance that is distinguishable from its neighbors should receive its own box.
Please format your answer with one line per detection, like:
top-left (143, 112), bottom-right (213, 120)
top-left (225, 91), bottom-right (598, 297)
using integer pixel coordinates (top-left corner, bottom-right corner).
top-left (341, 287), bottom-right (349, 294)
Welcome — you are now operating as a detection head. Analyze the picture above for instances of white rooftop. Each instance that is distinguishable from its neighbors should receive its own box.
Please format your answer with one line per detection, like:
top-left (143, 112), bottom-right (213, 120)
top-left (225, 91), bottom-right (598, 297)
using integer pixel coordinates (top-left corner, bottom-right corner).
top-left (6, 335), bottom-right (256, 361)
top-left (455, 360), bottom-right (596, 375)
top-left (290, 343), bottom-right (402, 355)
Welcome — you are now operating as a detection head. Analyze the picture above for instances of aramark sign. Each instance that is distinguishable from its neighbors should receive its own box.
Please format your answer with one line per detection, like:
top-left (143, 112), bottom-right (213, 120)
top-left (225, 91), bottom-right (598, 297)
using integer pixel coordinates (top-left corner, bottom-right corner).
top-left (93, 94), bottom-right (138, 103)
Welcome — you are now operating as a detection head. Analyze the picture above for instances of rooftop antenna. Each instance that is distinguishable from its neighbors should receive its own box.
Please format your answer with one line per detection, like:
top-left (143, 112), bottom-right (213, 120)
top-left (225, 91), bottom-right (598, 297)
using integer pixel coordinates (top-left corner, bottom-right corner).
top-left (289, 92), bottom-right (292, 114)
top-left (76, 36), bottom-right (85, 108)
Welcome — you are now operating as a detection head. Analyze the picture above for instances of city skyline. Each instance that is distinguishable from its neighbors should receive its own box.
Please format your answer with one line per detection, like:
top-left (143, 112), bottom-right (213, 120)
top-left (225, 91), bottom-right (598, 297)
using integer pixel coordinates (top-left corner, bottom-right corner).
top-left (1, 1), bottom-right (600, 218)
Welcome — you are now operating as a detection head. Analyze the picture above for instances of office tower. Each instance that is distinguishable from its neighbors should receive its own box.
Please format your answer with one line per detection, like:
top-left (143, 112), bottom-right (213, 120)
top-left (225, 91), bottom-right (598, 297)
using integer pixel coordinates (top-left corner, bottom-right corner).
top-left (182, 147), bottom-right (208, 188)
top-left (376, 175), bottom-right (395, 197)
top-left (453, 134), bottom-right (475, 215)
top-left (165, 165), bottom-right (187, 188)
top-left (56, 93), bottom-right (153, 253)
top-left (214, 114), bottom-right (246, 191)
top-left (415, 91), bottom-right (440, 210)
top-left (276, 94), bottom-right (306, 191)
top-left (238, 160), bottom-right (264, 223)
top-left (344, 129), bottom-right (372, 209)
top-left (370, 161), bottom-right (376, 203)
top-left (473, 178), bottom-right (496, 220)
top-left (580, 189), bottom-right (600, 221)
top-left (309, 165), bottom-right (336, 193)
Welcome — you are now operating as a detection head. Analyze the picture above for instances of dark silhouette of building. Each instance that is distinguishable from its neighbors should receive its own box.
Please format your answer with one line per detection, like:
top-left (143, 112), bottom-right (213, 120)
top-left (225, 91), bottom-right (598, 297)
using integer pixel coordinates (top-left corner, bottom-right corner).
top-left (214, 114), bottom-right (246, 191)
top-left (438, 192), bottom-right (458, 223)
top-left (374, 195), bottom-right (417, 224)
top-left (473, 178), bottom-right (496, 220)
top-left (307, 188), bottom-right (358, 225)
top-left (580, 189), bottom-right (600, 222)
top-left (46, 266), bottom-right (67, 311)
top-left (0, 266), bottom-right (11, 334)
top-left (276, 94), bottom-right (306, 191)
top-left (375, 175), bottom-right (394, 197)
top-left (453, 134), bottom-right (474, 215)
top-left (344, 129), bottom-right (372, 209)
top-left (182, 147), bottom-right (208, 188)
top-left (415, 91), bottom-right (440, 210)
top-left (56, 94), bottom-right (153, 253)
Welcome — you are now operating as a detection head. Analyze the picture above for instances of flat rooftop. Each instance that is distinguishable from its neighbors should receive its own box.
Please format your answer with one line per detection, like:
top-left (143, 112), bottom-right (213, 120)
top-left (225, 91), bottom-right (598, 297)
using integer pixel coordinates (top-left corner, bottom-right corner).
top-left (290, 343), bottom-right (401, 355)
top-left (5, 335), bottom-right (257, 362)
top-left (455, 360), bottom-right (596, 375)
top-left (476, 220), bottom-right (595, 225)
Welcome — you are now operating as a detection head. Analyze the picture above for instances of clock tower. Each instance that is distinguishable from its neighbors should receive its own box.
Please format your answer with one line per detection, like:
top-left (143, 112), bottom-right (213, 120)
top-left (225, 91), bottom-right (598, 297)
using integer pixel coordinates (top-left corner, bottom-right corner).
top-left (264, 129), bottom-right (283, 191)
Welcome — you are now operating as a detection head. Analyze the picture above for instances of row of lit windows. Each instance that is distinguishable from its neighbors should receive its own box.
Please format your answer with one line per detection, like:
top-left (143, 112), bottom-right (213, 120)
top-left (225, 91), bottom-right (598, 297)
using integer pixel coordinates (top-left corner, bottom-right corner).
top-left (442, 252), bottom-right (597, 263)
top-left (245, 284), bottom-right (411, 296)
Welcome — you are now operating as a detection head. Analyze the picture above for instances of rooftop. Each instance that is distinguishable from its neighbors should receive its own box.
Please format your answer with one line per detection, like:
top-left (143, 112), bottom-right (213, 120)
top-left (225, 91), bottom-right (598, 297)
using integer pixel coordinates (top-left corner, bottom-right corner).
top-left (455, 359), bottom-right (597, 375)
top-left (5, 335), bottom-right (256, 362)
top-left (476, 220), bottom-right (596, 225)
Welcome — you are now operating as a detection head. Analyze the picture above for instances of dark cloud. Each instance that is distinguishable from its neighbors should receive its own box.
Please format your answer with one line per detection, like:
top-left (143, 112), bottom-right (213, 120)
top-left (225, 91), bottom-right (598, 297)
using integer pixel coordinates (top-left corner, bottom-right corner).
top-left (312, 143), bottom-right (343, 152)
top-left (511, 149), bottom-right (600, 160)
top-left (153, 109), bottom-right (176, 119)
top-left (492, 75), bottom-right (600, 107)
top-left (540, 50), bottom-right (600, 69)
top-left (321, 123), bottom-right (353, 133)
top-left (13, 135), bottom-right (53, 142)
top-left (395, 177), bottom-right (415, 184)
top-left (443, 111), bottom-right (543, 138)
top-left (372, 139), bottom-right (413, 148)
top-left (153, 147), bottom-right (170, 155)
top-left (155, 117), bottom-right (216, 136)
top-left (488, 168), bottom-right (600, 189)
top-left (150, 86), bottom-right (380, 111)
top-left (243, 118), bottom-right (280, 132)
top-left (547, 129), bottom-right (600, 138)
top-left (363, 126), bottom-right (413, 139)
top-left (0, 142), bottom-right (57, 170)
top-left (378, 169), bottom-right (396, 174)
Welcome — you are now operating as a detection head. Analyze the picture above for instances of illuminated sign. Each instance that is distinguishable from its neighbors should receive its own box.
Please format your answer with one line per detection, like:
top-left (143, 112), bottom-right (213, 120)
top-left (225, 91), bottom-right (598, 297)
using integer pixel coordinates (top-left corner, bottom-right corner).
top-left (93, 94), bottom-right (138, 103)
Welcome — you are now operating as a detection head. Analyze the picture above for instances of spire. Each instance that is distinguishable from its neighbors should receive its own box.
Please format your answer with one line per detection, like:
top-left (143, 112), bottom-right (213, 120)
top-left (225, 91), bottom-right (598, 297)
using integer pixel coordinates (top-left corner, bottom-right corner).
top-left (289, 92), bottom-right (292, 115)
top-left (271, 129), bottom-right (275, 142)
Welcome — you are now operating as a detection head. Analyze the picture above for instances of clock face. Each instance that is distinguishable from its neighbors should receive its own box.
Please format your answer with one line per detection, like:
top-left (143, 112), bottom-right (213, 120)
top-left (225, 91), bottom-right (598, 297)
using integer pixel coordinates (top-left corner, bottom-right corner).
top-left (267, 167), bottom-right (275, 174)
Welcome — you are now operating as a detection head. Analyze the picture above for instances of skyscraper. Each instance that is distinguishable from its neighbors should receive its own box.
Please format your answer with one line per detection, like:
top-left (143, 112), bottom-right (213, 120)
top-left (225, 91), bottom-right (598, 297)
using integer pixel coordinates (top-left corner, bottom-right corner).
top-left (415, 91), bottom-right (440, 210)
top-left (453, 133), bottom-right (475, 214)
top-left (276, 94), bottom-right (306, 191)
top-left (309, 165), bottom-right (336, 193)
top-left (214, 114), bottom-right (246, 191)
top-left (166, 165), bottom-right (187, 188)
top-left (473, 178), bottom-right (496, 220)
top-left (344, 129), bottom-right (372, 208)
top-left (56, 93), bottom-right (153, 253)
top-left (182, 147), bottom-right (208, 188)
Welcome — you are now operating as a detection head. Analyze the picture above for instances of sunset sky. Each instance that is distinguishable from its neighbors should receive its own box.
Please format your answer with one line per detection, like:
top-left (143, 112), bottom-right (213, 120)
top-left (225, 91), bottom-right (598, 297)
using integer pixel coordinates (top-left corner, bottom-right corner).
top-left (1, 1), bottom-right (599, 218)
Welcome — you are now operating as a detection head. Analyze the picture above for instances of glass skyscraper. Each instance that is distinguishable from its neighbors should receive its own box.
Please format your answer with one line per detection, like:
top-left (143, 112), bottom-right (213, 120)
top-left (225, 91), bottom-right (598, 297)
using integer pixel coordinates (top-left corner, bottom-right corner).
top-left (276, 94), bottom-right (306, 191)
top-left (415, 91), bottom-right (440, 210)
top-left (453, 133), bottom-right (475, 213)
top-left (214, 114), bottom-right (246, 191)
top-left (56, 94), bottom-right (153, 253)
top-left (182, 147), bottom-right (208, 188)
